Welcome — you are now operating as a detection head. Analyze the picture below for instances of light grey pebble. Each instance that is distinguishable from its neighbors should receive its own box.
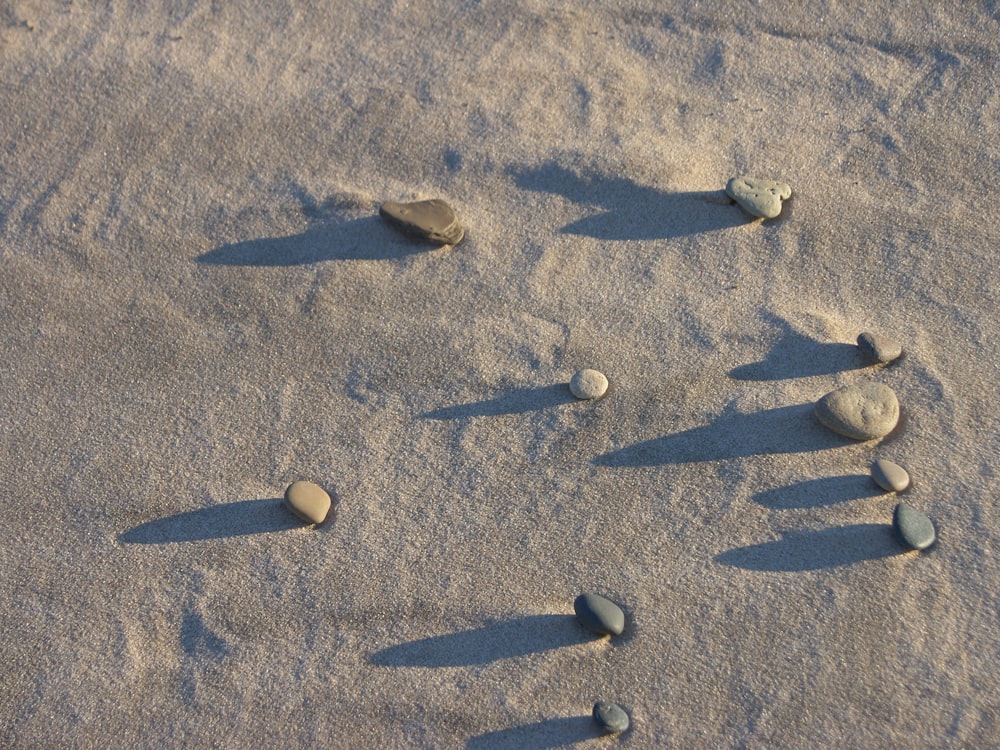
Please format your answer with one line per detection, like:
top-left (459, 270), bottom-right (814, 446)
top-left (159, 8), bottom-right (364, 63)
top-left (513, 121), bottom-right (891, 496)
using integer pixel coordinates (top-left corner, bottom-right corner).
top-left (284, 481), bottom-right (332, 525)
top-left (857, 331), bottom-right (903, 364)
top-left (725, 176), bottom-right (792, 219)
top-left (379, 199), bottom-right (464, 245)
top-left (814, 382), bottom-right (899, 440)
top-left (893, 503), bottom-right (936, 550)
top-left (872, 459), bottom-right (910, 492)
top-left (569, 369), bottom-right (609, 400)
top-left (593, 701), bottom-right (629, 734)
top-left (574, 593), bottom-right (625, 636)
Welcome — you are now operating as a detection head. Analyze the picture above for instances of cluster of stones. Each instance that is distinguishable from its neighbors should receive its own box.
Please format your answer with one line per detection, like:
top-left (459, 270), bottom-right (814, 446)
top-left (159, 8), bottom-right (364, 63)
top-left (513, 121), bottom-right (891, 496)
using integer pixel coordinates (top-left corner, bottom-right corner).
top-left (810, 331), bottom-right (935, 550)
top-left (365, 190), bottom-right (940, 740)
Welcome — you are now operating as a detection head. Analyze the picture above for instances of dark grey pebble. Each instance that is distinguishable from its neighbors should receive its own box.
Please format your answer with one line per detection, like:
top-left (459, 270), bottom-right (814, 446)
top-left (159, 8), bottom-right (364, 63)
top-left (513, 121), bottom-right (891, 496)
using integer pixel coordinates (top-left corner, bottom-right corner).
top-left (857, 331), bottom-right (903, 364)
top-left (379, 199), bottom-right (464, 245)
top-left (574, 593), bottom-right (625, 636)
top-left (893, 503), bottom-right (936, 550)
top-left (593, 701), bottom-right (629, 733)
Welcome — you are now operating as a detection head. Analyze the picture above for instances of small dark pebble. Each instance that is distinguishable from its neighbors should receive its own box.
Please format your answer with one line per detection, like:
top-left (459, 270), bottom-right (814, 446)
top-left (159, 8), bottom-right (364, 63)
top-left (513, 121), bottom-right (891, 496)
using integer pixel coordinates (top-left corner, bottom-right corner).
top-left (893, 502), bottom-right (936, 550)
top-left (574, 593), bottom-right (625, 636)
top-left (593, 701), bottom-right (629, 733)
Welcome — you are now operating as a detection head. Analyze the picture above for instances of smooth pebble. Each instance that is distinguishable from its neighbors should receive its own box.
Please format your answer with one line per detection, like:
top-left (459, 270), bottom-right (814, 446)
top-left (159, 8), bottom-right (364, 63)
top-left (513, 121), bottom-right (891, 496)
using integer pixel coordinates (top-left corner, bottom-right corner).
top-left (569, 369), bottom-right (609, 400)
top-left (284, 481), bottom-right (332, 525)
top-left (814, 382), bottom-right (899, 441)
top-left (893, 502), bottom-right (936, 550)
top-left (725, 176), bottom-right (792, 219)
top-left (872, 459), bottom-right (910, 492)
top-left (593, 701), bottom-right (629, 734)
top-left (379, 199), bottom-right (464, 245)
top-left (574, 593), bottom-right (625, 636)
top-left (857, 331), bottom-right (903, 364)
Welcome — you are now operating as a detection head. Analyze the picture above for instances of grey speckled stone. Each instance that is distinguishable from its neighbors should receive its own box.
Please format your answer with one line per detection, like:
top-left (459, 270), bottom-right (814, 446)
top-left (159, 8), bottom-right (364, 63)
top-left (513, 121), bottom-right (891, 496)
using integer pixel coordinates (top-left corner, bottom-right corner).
top-left (814, 382), bottom-right (899, 441)
top-left (379, 199), bottom-right (464, 245)
top-left (893, 503), bottom-right (936, 550)
top-left (284, 481), bottom-right (332, 525)
top-left (872, 459), bottom-right (910, 492)
top-left (857, 331), bottom-right (903, 364)
top-left (569, 369), bottom-right (609, 400)
top-left (725, 176), bottom-right (792, 219)
top-left (574, 593), bottom-right (625, 636)
top-left (593, 701), bottom-right (629, 734)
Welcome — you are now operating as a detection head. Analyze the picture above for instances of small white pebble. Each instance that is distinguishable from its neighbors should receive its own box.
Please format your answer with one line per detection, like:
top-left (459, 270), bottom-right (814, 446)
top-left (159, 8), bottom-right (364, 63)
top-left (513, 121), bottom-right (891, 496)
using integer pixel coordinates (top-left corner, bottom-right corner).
top-left (569, 369), bottom-right (609, 400)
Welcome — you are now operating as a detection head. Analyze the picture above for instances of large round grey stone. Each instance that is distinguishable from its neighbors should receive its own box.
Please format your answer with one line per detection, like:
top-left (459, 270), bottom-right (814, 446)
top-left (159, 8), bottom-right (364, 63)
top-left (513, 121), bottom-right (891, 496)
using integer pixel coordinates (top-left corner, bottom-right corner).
top-left (857, 331), bottom-right (903, 364)
top-left (593, 701), bottom-right (629, 733)
top-left (814, 383), bottom-right (899, 440)
top-left (284, 481), bottom-right (332, 525)
top-left (872, 459), bottom-right (910, 492)
top-left (379, 199), bottom-right (464, 245)
top-left (574, 593), bottom-right (625, 636)
top-left (725, 176), bottom-right (792, 219)
top-left (893, 503), bottom-right (936, 550)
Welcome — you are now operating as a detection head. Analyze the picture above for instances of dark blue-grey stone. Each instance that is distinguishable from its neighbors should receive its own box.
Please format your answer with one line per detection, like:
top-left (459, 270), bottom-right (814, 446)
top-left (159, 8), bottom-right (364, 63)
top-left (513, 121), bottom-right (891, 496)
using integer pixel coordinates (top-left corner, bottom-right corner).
top-left (893, 503), bottom-right (936, 550)
top-left (592, 701), bottom-right (629, 733)
top-left (573, 593), bottom-right (625, 636)
top-left (857, 331), bottom-right (903, 364)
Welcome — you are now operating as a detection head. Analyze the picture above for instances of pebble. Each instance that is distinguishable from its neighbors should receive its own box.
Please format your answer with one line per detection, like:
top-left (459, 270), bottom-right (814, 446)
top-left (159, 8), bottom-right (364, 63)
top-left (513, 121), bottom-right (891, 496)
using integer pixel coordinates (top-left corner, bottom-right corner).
top-left (379, 199), bottom-right (464, 245)
top-left (814, 382), bottom-right (899, 441)
top-left (857, 331), bottom-right (903, 364)
top-left (569, 369), bottom-right (609, 400)
top-left (283, 481), bottom-right (332, 525)
top-left (893, 502), bottom-right (936, 550)
top-left (592, 701), bottom-right (629, 734)
top-left (725, 176), bottom-right (792, 219)
top-left (574, 593), bottom-right (625, 636)
top-left (872, 459), bottom-right (910, 492)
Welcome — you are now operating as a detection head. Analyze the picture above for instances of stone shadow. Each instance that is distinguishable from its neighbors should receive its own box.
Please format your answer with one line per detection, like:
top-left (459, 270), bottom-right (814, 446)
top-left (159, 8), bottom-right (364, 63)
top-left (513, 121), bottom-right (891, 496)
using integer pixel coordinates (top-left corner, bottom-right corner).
top-left (118, 498), bottom-right (332, 543)
top-left (716, 524), bottom-right (903, 571)
top-left (196, 215), bottom-right (439, 266)
top-left (593, 403), bottom-right (852, 467)
top-left (369, 615), bottom-right (597, 668)
top-left (466, 716), bottom-right (600, 749)
top-left (753, 475), bottom-right (882, 509)
top-left (730, 339), bottom-right (864, 381)
top-left (418, 384), bottom-right (578, 420)
top-left (509, 162), bottom-right (747, 240)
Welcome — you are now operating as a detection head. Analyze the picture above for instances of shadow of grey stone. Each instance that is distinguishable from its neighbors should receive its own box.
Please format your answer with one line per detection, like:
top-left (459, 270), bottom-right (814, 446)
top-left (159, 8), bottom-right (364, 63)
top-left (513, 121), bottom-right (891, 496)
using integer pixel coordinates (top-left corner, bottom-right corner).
top-left (716, 524), bottom-right (903, 571)
top-left (729, 316), bottom-right (866, 381)
top-left (466, 716), bottom-right (599, 750)
top-left (753, 475), bottom-right (882, 509)
top-left (509, 162), bottom-right (747, 240)
top-left (418, 384), bottom-right (578, 420)
top-left (196, 216), bottom-right (439, 266)
top-left (369, 615), bottom-right (594, 668)
top-left (593, 403), bottom-right (851, 467)
top-left (118, 498), bottom-right (332, 543)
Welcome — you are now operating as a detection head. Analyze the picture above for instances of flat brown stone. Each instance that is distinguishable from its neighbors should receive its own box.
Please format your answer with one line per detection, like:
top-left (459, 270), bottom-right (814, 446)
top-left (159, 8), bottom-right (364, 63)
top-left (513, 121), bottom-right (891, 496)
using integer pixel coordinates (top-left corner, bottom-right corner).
top-left (379, 199), bottom-right (464, 245)
top-left (283, 481), bottom-right (332, 525)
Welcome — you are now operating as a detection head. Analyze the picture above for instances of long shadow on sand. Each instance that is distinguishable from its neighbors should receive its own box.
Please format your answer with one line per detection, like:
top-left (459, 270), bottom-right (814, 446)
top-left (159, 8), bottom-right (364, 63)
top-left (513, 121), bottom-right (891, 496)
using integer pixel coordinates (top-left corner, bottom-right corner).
top-left (118, 498), bottom-right (327, 543)
top-left (466, 716), bottom-right (600, 750)
top-left (716, 524), bottom-right (903, 571)
top-left (196, 216), bottom-right (437, 266)
top-left (369, 615), bottom-right (594, 668)
top-left (730, 335), bottom-right (865, 381)
top-left (593, 404), bottom-right (851, 467)
top-left (509, 163), bottom-right (748, 240)
top-left (753, 475), bottom-right (883, 509)
top-left (418, 384), bottom-right (577, 420)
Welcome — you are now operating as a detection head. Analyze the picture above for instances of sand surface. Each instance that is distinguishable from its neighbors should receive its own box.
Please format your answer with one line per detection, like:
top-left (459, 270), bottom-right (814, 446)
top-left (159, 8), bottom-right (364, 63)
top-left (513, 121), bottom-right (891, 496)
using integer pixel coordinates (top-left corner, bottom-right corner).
top-left (2, 2), bottom-right (998, 747)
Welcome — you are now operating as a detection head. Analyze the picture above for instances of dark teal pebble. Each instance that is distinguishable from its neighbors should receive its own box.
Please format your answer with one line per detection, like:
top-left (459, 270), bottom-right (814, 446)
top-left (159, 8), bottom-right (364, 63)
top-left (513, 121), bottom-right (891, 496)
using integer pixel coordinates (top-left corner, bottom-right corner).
top-left (893, 502), bottom-right (936, 550)
top-left (593, 701), bottom-right (629, 733)
top-left (574, 593), bottom-right (625, 636)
